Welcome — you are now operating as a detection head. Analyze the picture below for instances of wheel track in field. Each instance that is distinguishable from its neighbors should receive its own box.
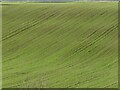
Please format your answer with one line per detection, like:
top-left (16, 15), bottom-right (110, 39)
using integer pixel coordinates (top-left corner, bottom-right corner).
top-left (30, 24), bottom-right (117, 87)
top-left (9, 23), bottom-right (117, 88)
top-left (3, 19), bottom-right (117, 67)
top-left (3, 3), bottom-right (118, 88)
top-left (3, 21), bottom-right (118, 87)
top-left (3, 3), bottom-right (115, 40)
top-left (2, 5), bottom-right (112, 54)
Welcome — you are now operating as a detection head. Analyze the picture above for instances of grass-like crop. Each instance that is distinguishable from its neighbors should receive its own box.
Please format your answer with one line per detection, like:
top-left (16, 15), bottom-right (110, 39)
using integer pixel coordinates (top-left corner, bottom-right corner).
top-left (2, 2), bottom-right (118, 88)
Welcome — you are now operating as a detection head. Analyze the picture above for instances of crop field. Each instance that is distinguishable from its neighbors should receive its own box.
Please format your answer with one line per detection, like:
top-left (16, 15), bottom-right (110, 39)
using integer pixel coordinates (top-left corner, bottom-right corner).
top-left (2, 2), bottom-right (118, 88)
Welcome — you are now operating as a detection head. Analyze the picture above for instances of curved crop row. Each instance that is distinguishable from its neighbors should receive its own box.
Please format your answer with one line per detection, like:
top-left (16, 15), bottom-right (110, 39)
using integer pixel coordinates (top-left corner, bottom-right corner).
top-left (3, 2), bottom-right (118, 88)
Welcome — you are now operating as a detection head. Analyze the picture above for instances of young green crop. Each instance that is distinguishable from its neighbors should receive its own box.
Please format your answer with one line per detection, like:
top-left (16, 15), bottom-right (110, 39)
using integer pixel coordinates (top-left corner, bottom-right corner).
top-left (3, 2), bottom-right (118, 88)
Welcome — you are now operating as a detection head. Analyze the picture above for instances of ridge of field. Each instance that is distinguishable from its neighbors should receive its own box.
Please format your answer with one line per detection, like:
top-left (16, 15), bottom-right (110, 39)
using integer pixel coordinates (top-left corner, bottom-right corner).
top-left (3, 2), bottom-right (118, 88)
top-left (2, 0), bottom-right (119, 2)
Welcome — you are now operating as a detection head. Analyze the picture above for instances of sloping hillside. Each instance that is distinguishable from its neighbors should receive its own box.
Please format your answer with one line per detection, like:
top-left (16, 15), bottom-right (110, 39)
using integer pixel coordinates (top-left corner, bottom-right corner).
top-left (3, 2), bottom-right (118, 88)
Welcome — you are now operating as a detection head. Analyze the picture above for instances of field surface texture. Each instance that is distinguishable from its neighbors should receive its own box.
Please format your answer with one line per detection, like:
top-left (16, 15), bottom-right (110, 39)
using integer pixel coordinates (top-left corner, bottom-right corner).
top-left (3, 2), bottom-right (118, 88)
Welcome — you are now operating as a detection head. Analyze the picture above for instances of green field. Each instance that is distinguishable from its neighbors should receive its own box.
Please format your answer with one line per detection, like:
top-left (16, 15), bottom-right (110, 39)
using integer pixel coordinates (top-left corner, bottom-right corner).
top-left (3, 2), bottom-right (118, 88)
